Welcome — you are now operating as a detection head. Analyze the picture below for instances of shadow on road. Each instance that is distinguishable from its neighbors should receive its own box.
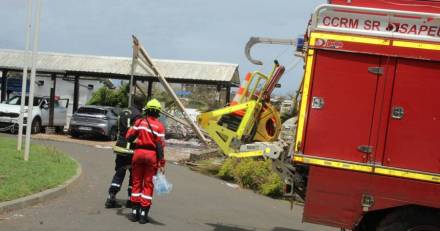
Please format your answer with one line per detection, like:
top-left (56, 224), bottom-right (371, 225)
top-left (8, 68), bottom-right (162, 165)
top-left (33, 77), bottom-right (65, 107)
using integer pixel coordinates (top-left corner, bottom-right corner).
top-left (206, 223), bottom-right (303, 231)
top-left (114, 207), bottom-right (165, 226)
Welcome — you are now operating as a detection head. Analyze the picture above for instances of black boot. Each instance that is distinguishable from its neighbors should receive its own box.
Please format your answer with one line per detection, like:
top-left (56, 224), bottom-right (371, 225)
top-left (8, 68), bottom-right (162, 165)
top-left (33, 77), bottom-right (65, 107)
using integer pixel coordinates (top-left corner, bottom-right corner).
top-left (126, 189), bottom-right (132, 208)
top-left (105, 194), bottom-right (116, 208)
top-left (128, 204), bottom-right (140, 222)
top-left (125, 200), bottom-right (132, 208)
top-left (138, 206), bottom-right (150, 224)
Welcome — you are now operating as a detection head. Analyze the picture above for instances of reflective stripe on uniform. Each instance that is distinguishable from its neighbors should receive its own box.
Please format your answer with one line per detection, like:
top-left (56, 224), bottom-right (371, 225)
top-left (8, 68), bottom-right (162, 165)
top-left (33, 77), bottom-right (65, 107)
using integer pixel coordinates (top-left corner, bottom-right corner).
top-left (141, 194), bottom-right (153, 200)
top-left (131, 193), bottom-right (141, 197)
top-left (132, 126), bottom-right (165, 137)
top-left (111, 183), bottom-right (121, 187)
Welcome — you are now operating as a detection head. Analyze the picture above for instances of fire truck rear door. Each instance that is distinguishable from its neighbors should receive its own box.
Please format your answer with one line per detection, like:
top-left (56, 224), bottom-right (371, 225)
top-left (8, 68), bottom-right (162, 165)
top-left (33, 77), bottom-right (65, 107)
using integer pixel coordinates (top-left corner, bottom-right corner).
top-left (304, 50), bottom-right (381, 163)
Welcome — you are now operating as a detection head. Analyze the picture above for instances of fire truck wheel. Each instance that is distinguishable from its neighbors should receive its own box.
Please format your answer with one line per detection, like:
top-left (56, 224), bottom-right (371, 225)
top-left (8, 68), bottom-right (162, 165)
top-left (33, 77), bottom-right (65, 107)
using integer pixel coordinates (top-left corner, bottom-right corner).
top-left (377, 206), bottom-right (440, 231)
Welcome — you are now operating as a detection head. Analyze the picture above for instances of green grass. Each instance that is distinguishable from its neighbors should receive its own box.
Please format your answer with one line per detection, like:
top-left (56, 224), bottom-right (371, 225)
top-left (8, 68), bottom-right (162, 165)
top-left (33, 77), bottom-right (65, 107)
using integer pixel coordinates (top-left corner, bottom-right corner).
top-left (0, 137), bottom-right (77, 202)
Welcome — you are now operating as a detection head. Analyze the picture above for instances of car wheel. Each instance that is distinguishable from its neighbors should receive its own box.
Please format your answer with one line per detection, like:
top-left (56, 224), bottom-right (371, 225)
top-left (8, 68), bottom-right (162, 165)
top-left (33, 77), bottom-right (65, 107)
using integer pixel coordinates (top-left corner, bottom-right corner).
top-left (9, 124), bottom-right (17, 134)
top-left (31, 118), bottom-right (42, 134)
top-left (107, 127), bottom-right (117, 141)
top-left (70, 130), bottom-right (80, 138)
top-left (55, 126), bottom-right (64, 134)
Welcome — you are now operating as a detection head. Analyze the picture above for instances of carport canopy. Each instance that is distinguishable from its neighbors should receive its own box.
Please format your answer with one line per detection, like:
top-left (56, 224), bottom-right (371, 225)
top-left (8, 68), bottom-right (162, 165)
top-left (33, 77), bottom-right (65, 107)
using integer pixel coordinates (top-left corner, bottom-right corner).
top-left (0, 49), bottom-right (240, 112)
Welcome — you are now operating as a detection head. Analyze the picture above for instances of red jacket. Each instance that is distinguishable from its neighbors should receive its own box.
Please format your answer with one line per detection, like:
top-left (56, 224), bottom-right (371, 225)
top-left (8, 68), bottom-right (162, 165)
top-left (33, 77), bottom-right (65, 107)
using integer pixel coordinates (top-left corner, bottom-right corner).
top-left (126, 116), bottom-right (166, 167)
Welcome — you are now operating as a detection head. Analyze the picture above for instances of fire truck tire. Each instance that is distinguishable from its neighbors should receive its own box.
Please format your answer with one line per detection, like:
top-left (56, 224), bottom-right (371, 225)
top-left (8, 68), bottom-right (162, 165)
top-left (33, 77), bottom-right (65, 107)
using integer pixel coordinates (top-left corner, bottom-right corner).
top-left (376, 206), bottom-right (440, 231)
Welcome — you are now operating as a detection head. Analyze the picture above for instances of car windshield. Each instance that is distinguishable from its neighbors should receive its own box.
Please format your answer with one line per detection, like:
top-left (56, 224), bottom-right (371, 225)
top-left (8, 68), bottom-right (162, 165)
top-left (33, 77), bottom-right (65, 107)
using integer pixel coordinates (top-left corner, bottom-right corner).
top-left (77, 107), bottom-right (107, 115)
top-left (6, 96), bottom-right (42, 106)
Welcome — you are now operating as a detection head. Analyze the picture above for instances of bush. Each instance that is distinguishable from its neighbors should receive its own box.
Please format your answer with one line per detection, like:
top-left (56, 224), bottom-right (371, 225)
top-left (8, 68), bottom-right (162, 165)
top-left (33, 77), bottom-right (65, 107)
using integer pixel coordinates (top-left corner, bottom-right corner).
top-left (217, 158), bottom-right (237, 181)
top-left (217, 158), bottom-right (283, 197)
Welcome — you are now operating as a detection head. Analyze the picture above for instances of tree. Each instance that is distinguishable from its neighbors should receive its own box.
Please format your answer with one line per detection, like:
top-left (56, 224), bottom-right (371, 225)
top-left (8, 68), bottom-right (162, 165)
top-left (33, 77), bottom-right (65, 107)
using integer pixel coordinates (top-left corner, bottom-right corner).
top-left (87, 83), bottom-right (131, 107)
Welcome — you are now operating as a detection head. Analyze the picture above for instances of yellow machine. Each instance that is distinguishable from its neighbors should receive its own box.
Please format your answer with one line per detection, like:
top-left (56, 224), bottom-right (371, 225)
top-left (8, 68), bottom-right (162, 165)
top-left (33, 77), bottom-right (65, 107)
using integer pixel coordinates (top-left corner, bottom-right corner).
top-left (198, 61), bottom-right (285, 157)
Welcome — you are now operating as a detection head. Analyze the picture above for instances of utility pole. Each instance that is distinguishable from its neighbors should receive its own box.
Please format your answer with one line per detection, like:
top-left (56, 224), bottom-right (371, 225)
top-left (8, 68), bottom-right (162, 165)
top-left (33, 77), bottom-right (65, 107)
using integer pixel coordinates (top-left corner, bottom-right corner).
top-left (24, 0), bottom-right (42, 161)
top-left (17, 0), bottom-right (33, 151)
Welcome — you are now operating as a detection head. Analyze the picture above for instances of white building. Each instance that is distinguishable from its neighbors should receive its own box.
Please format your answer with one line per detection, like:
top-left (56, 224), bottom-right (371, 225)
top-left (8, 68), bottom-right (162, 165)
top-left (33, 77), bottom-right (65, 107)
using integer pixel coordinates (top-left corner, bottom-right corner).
top-left (280, 99), bottom-right (294, 115)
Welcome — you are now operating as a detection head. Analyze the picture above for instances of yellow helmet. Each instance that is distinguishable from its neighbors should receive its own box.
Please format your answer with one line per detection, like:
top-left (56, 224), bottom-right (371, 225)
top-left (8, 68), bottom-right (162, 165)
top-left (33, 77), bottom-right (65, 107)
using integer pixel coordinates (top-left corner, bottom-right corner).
top-left (145, 98), bottom-right (162, 111)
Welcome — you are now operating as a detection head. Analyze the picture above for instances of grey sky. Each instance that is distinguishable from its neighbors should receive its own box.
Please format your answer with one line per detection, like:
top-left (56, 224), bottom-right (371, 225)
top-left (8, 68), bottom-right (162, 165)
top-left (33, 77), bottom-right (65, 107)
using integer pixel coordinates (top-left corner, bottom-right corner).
top-left (1, 0), bottom-right (326, 95)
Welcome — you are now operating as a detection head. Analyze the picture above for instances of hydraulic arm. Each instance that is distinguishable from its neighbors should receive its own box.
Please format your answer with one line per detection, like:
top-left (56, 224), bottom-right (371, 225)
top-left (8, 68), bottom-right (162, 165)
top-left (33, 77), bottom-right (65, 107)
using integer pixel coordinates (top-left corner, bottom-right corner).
top-left (197, 61), bottom-right (285, 157)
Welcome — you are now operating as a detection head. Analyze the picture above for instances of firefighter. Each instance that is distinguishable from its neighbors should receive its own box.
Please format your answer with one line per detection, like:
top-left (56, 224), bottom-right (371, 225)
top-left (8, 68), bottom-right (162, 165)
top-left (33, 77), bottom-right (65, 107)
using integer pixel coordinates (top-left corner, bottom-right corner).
top-left (126, 98), bottom-right (165, 224)
top-left (105, 105), bottom-right (142, 208)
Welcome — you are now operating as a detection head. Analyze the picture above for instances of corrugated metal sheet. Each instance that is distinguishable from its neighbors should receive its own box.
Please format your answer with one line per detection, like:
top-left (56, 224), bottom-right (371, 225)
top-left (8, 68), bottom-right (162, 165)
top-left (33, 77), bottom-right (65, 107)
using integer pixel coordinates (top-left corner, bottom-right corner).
top-left (0, 49), bottom-right (240, 85)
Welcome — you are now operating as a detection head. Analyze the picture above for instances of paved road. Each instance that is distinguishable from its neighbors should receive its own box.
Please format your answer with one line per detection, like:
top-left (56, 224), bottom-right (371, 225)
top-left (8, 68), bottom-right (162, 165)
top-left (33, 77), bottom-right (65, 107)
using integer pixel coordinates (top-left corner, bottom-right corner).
top-left (0, 138), bottom-right (336, 231)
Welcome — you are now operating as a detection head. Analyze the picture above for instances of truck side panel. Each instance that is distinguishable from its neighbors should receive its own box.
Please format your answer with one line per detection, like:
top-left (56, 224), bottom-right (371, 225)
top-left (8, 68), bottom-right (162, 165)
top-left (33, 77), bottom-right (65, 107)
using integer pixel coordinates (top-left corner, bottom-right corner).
top-left (303, 166), bottom-right (440, 229)
top-left (383, 59), bottom-right (440, 173)
top-left (303, 50), bottom-right (380, 163)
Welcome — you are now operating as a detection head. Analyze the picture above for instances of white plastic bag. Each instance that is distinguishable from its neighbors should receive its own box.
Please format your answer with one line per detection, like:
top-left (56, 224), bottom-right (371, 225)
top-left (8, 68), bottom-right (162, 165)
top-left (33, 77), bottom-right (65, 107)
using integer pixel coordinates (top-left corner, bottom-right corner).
top-left (153, 172), bottom-right (173, 195)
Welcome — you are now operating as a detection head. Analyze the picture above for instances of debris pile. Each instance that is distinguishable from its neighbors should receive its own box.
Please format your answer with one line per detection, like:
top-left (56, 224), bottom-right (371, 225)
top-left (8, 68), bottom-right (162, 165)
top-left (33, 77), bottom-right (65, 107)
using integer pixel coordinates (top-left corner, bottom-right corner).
top-left (165, 138), bottom-right (205, 162)
top-left (163, 109), bottom-right (200, 140)
top-left (280, 116), bottom-right (297, 144)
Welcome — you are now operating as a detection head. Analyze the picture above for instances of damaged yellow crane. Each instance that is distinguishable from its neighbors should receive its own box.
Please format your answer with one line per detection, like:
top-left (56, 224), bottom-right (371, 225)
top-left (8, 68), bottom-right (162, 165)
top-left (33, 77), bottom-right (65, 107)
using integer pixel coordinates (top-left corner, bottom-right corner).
top-left (197, 37), bottom-right (300, 159)
top-left (130, 35), bottom-right (299, 161)
top-left (197, 60), bottom-right (285, 158)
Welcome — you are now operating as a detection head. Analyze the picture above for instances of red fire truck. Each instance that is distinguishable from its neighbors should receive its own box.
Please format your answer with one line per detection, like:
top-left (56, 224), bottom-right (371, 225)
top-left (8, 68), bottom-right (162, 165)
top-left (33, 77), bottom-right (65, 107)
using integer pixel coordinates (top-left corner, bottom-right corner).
top-left (292, 0), bottom-right (440, 230)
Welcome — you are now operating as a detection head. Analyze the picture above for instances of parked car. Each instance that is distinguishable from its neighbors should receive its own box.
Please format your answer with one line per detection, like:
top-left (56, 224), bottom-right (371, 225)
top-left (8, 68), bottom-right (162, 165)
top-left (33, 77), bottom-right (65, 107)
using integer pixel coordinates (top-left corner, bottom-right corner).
top-left (69, 105), bottom-right (120, 140)
top-left (0, 95), bottom-right (68, 134)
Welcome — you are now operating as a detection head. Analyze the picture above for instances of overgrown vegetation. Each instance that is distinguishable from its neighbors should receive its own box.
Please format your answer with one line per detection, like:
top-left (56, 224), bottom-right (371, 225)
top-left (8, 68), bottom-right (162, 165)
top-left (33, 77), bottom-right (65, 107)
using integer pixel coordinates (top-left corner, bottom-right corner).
top-left (86, 83), bottom-right (223, 111)
top-left (0, 137), bottom-right (77, 202)
top-left (87, 83), bottom-right (130, 107)
top-left (217, 158), bottom-right (283, 197)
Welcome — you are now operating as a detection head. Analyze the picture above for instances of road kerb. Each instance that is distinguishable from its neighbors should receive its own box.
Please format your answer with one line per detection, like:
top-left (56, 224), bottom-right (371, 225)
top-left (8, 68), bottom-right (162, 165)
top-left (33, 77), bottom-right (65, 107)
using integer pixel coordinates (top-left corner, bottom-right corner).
top-left (0, 157), bottom-right (82, 214)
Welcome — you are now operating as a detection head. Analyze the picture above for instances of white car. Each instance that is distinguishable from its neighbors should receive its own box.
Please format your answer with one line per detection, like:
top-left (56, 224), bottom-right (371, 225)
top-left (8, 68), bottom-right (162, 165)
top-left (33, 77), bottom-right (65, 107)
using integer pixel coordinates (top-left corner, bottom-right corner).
top-left (0, 95), bottom-right (68, 133)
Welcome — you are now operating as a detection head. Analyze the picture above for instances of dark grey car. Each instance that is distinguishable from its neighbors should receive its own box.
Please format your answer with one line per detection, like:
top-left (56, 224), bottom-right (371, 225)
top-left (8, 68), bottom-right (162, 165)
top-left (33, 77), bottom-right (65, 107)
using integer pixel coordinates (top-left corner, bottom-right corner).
top-left (69, 106), bottom-right (120, 140)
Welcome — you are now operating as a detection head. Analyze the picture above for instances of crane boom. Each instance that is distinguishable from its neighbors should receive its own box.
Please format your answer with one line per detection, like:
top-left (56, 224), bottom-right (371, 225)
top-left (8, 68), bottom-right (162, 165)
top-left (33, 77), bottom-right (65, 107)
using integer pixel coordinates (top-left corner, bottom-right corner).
top-left (244, 37), bottom-right (296, 65)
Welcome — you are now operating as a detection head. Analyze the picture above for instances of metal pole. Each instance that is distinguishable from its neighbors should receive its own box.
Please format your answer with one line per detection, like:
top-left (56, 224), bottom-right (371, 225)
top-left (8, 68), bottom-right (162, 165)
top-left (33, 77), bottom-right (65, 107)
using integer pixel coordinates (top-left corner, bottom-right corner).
top-left (72, 75), bottom-right (79, 113)
top-left (1, 70), bottom-right (7, 102)
top-left (226, 85), bottom-right (231, 103)
top-left (24, 0), bottom-right (42, 161)
top-left (17, 0), bottom-right (33, 151)
top-left (48, 74), bottom-right (56, 128)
